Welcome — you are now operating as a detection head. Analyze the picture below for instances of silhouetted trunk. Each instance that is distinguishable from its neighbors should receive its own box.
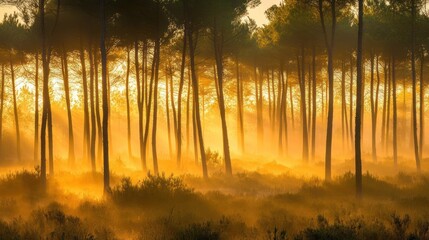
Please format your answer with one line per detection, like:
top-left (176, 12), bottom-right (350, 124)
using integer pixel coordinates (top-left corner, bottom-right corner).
top-left (349, 56), bottom-right (354, 150)
top-left (213, 20), bottom-right (232, 175)
top-left (290, 78), bottom-right (295, 130)
top-left (100, 0), bottom-right (110, 194)
top-left (89, 44), bottom-right (97, 173)
top-left (355, 0), bottom-right (363, 199)
top-left (392, 56), bottom-right (398, 166)
top-left (125, 46), bottom-right (131, 159)
top-left (318, 0), bottom-right (336, 181)
top-left (420, 53), bottom-right (424, 161)
top-left (61, 48), bottom-right (75, 164)
top-left (94, 49), bottom-right (102, 164)
top-left (341, 59), bottom-right (347, 151)
top-left (298, 48), bottom-right (309, 162)
top-left (411, 0), bottom-right (421, 170)
top-left (166, 68), bottom-right (172, 160)
top-left (135, 41), bottom-right (145, 170)
top-left (312, 47), bottom-right (317, 159)
top-left (236, 58), bottom-right (244, 154)
top-left (80, 42), bottom-right (90, 162)
top-left (370, 52), bottom-right (376, 161)
top-left (381, 62), bottom-right (388, 151)
top-left (152, 38), bottom-right (160, 176)
top-left (386, 61), bottom-right (392, 151)
top-left (34, 53), bottom-right (39, 163)
top-left (39, 0), bottom-right (48, 185)
top-left (0, 65), bottom-right (4, 156)
top-left (10, 58), bottom-right (21, 162)
top-left (177, 33), bottom-right (187, 166)
top-left (188, 28), bottom-right (208, 178)
top-left (186, 67), bottom-right (191, 159)
top-left (169, 63), bottom-right (178, 161)
top-left (142, 45), bottom-right (156, 173)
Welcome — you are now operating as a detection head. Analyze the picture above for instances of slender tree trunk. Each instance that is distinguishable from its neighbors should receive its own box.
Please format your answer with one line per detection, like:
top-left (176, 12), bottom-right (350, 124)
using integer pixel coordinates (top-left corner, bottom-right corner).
top-left (61, 48), bottom-right (75, 164)
top-left (0, 65), bottom-right (4, 157)
top-left (419, 52), bottom-right (424, 161)
top-left (188, 29), bottom-right (208, 178)
top-left (94, 49), bottom-right (102, 165)
top-left (80, 42), bottom-right (90, 163)
top-left (381, 61), bottom-right (388, 151)
top-left (135, 41), bottom-right (145, 171)
top-left (318, 0), bottom-right (336, 181)
top-left (186, 66), bottom-right (191, 160)
top-left (100, 0), bottom-right (110, 194)
top-left (213, 22), bottom-right (232, 175)
top-left (392, 56), bottom-right (398, 166)
top-left (40, 0), bottom-right (48, 185)
top-left (350, 55), bottom-right (354, 150)
top-left (386, 61), bottom-right (392, 152)
top-left (166, 67), bottom-right (172, 160)
top-left (10, 59), bottom-right (21, 162)
top-left (125, 46), bottom-right (132, 159)
top-left (370, 52), bottom-right (377, 161)
top-left (152, 37), bottom-right (161, 176)
top-left (355, 0), bottom-right (363, 198)
top-left (298, 49), bottom-right (309, 162)
top-left (311, 47), bottom-right (317, 159)
top-left (89, 44), bottom-right (97, 173)
top-left (177, 33), bottom-right (187, 166)
top-left (411, 0), bottom-right (421, 170)
top-left (169, 63), bottom-right (178, 161)
top-left (236, 58), bottom-right (244, 154)
top-left (34, 53), bottom-right (39, 163)
top-left (142, 45), bottom-right (156, 173)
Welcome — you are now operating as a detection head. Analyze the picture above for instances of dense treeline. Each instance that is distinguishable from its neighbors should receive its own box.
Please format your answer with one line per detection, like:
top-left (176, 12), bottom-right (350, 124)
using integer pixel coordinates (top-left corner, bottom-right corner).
top-left (0, 0), bottom-right (428, 195)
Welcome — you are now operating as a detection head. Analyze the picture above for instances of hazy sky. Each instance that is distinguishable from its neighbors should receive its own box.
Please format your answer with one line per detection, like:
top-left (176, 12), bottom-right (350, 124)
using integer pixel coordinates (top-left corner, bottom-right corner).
top-left (0, 0), bottom-right (282, 25)
top-left (248, 0), bottom-right (283, 26)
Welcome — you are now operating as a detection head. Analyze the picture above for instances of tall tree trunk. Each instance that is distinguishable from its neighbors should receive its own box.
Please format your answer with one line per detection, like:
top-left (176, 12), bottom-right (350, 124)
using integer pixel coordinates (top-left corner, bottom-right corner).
top-left (213, 22), bottom-right (232, 175)
top-left (89, 44), bottom-right (97, 173)
top-left (370, 52), bottom-right (377, 161)
top-left (355, 0), bottom-right (363, 198)
top-left (177, 33), bottom-right (187, 166)
top-left (135, 41), bottom-right (145, 170)
top-left (381, 61), bottom-right (388, 151)
top-left (188, 29), bottom-right (208, 178)
top-left (0, 65), bottom-right (4, 157)
top-left (349, 55), bottom-right (354, 151)
top-left (39, 0), bottom-right (48, 185)
top-left (94, 49), bottom-right (102, 165)
top-left (311, 47), bottom-right (317, 160)
top-left (166, 67), bottom-right (172, 160)
top-left (298, 49), bottom-right (309, 162)
top-left (80, 42), bottom-right (90, 163)
top-left (386, 61), bottom-right (392, 152)
top-left (411, 0), bottom-right (421, 170)
top-left (100, 0), bottom-right (110, 194)
top-left (236, 58), bottom-right (244, 154)
top-left (392, 56), bottom-right (398, 166)
top-left (125, 46), bottom-right (131, 159)
top-left (186, 66), bottom-right (191, 160)
top-left (169, 63), bottom-right (178, 161)
top-left (318, 0), bottom-right (336, 181)
top-left (142, 45), bottom-right (156, 173)
top-left (152, 38), bottom-right (160, 176)
top-left (61, 48), bottom-right (75, 164)
top-left (419, 52), bottom-right (424, 161)
top-left (10, 59), bottom-right (21, 162)
top-left (34, 53), bottom-right (39, 163)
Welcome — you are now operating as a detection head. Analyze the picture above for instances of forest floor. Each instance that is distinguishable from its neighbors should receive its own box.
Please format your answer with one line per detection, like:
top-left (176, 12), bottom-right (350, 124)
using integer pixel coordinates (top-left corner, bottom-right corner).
top-left (0, 155), bottom-right (429, 240)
